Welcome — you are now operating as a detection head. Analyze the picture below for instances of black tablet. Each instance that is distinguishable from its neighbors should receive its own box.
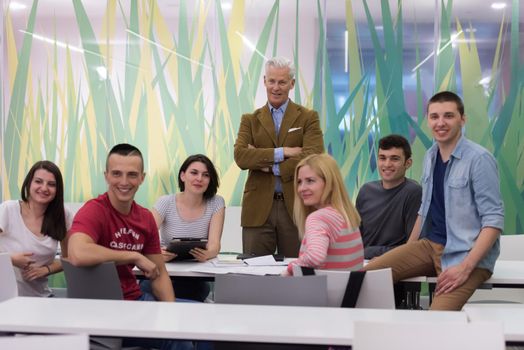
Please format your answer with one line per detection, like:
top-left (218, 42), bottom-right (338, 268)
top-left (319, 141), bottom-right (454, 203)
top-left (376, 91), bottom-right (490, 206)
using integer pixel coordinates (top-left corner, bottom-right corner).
top-left (166, 238), bottom-right (208, 260)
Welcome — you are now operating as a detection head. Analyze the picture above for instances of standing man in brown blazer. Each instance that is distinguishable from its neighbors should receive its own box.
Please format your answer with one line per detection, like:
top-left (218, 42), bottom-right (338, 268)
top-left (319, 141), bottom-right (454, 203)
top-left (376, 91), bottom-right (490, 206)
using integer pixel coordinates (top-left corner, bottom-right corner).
top-left (234, 57), bottom-right (324, 257)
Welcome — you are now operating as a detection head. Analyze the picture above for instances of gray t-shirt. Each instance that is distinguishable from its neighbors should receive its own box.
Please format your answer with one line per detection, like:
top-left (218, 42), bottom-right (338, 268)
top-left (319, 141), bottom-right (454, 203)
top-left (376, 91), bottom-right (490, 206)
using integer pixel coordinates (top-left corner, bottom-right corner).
top-left (356, 179), bottom-right (422, 259)
top-left (154, 194), bottom-right (225, 245)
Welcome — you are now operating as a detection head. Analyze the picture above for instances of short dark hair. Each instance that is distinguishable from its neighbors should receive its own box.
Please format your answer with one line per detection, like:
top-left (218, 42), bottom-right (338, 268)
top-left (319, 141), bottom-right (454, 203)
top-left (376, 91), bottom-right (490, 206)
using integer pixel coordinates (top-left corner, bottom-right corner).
top-left (21, 161), bottom-right (66, 241)
top-left (378, 134), bottom-right (412, 160)
top-left (106, 143), bottom-right (144, 172)
top-left (427, 91), bottom-right (464, 116)
top-left (178, 154), bottom-right (220, 200)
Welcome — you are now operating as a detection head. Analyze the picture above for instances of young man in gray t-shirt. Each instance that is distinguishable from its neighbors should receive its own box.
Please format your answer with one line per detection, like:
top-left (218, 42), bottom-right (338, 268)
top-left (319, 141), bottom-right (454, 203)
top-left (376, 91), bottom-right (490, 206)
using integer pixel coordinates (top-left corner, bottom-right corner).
top-left (356, 134), bottom-right (422, 260)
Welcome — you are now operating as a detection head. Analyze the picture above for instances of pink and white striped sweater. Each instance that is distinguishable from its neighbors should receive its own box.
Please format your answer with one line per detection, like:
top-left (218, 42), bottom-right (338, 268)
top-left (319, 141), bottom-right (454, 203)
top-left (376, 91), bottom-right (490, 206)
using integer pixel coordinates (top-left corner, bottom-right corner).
top-left (287, 206), bottom-right (364, 274)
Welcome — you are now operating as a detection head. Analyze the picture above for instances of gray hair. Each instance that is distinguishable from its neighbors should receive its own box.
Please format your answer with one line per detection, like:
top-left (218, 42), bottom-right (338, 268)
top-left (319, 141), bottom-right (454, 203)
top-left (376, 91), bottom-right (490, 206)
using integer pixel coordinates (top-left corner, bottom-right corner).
top-left (265, 57), bottom-right (295, 80)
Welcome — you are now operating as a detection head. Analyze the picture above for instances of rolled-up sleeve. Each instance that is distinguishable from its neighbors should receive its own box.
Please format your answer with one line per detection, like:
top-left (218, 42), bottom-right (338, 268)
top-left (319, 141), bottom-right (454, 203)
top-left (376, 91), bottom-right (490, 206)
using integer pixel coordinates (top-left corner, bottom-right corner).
top-left (472, 153), bottom-right (504, 231)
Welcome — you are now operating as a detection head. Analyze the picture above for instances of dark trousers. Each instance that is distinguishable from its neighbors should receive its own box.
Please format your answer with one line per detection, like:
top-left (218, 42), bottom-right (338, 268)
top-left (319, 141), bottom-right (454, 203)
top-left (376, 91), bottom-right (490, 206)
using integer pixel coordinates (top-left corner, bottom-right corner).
top-left (242, 198), bottom-right (300, 258)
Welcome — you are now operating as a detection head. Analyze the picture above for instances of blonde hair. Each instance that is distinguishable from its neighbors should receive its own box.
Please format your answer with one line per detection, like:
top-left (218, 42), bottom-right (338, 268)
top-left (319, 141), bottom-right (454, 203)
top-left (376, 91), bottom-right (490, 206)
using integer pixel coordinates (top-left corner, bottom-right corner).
top-left (293, 154), bottom-right (361, 238)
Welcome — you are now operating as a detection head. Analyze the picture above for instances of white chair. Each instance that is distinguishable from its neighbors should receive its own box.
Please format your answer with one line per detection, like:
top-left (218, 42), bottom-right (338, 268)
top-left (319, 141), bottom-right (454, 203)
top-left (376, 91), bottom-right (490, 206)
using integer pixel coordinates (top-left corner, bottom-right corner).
top-left (0, 253), bottom-right (18, 301)
top-left (293, 266), bottom-right (395, 309)
top-left (0, 334), bottom-right (89, 350)
top-left (467, 234), bottom-right (524, 304)
top-left (220, 206), bottom-right (242, 253)
top-left (499, 234), bottom-right (524, 260)
top-left (214, 274), bottom-right (328, 306)
top-left (61, 260), bottom-right (123, 300)
top-left (61, 260), bottom-right (123, 349)
top-left (352, 321), bottom-right (505, 350)
top-left (64, 202), bottom-right (85, 217)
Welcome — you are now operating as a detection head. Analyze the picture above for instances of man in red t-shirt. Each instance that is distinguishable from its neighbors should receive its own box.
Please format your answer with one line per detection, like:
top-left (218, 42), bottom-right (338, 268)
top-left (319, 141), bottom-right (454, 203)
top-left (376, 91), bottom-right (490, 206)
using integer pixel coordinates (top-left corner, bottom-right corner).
top-left (68, 144), bottom-right (195, 349)
top-left (68, 144), bottom-right (174, 301)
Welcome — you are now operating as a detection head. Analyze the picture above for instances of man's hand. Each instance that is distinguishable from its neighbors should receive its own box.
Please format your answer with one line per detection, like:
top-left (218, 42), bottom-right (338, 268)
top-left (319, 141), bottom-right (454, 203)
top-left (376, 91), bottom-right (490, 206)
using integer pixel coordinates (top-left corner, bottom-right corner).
top-left (135, 254), bottom-right (160, 280)
top-left (11, 252), bottom-right (35, 269)
top-left (435, 264), bottom-right (472, 296)
top-left (248, 144), bottom-right (271, 172)
top-left (284, 147), bottom-right (302, 158)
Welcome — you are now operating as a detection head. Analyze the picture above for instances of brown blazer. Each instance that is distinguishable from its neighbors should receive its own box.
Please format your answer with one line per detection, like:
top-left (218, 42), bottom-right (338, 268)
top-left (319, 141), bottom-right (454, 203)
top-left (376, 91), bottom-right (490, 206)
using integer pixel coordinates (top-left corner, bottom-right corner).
top-left (234, 100), bottom-right (324, 227)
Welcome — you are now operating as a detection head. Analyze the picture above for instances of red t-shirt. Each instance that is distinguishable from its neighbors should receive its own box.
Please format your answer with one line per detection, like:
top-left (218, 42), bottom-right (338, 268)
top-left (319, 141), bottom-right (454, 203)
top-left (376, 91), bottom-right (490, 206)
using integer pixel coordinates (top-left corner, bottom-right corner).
top-left (69, 193), bottom-right (161, 300)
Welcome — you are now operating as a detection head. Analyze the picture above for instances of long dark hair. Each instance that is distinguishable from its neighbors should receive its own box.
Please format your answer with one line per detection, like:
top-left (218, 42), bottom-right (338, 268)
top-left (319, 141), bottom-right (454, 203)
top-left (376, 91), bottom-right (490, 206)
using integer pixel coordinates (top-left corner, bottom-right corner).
top-left (178, 154), bottom-right (220, 200)
top-left (21, 161), bottom-right (66, 241)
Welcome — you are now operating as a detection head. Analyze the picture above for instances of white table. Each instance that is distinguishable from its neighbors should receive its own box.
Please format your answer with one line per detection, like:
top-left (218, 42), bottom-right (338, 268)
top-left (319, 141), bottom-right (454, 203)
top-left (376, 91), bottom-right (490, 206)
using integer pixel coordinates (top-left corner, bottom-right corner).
top-left (485, 260), bottom-right (524, 287)
top-left (464, 304), bottom-right (524, 342)
top-left (134, 256), bottom-right (292, 278)
top-left (151, 259), bottom-right (524, 284)
top-left (0, 297), bottom-right (467, 346)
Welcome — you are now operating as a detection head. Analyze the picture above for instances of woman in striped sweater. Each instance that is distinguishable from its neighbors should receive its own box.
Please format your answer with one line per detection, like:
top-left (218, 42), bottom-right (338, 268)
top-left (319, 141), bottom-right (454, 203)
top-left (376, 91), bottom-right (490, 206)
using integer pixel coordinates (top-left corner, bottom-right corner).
top-left (286, 154), bottom-right (364, 275)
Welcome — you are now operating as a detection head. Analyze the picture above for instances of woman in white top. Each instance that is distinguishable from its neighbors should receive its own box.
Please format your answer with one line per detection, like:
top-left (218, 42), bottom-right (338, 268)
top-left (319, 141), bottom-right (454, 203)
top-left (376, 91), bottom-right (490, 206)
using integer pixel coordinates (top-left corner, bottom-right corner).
top-left (0, 161), bottom-right (70, 297)
top-left (142, 154), bottom-right (225, 301)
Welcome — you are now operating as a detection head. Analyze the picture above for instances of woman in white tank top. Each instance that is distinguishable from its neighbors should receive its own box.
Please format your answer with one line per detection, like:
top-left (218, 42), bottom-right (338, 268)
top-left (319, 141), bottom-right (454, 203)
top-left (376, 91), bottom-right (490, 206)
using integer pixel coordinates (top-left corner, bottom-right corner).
top-left (0, 161), bottom-right (70, 297)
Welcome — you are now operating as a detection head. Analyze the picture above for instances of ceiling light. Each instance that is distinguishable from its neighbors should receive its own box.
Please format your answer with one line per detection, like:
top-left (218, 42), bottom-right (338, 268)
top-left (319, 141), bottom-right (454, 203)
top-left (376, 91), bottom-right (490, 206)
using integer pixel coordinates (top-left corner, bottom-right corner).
top-left (96, 66), bottom-right (108, 81)
top-left (412, 30), bottom-right (463, 72)
top-left (126, 29), bottom-right (212, 70)
top-left (491, 2), bottom-right (507, 10)
top-left (235, 31), bottom-right (267, 60)
top-left (21, 30), bottom-right (145, 72)
top-left (479, 76), bottom-right (491, 86)
top-left (344, 30), bottom-right (348, 73)
top-left (9, 2), bottom-right (27, 10)
top-left (20, 30), bottom-right (84, 53)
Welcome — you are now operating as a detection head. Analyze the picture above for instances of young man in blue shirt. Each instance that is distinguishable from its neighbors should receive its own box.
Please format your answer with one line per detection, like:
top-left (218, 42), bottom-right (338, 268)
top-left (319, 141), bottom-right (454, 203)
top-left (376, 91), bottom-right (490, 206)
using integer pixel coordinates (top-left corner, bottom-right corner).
top-left (365, 91), bottom-right (504, 310)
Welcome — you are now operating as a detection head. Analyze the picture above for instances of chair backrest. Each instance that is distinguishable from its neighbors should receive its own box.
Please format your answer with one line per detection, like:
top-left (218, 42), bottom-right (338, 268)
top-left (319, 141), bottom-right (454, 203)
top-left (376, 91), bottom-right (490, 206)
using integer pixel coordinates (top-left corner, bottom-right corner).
top-left (0, 253), bottom-right (18, 301)
top-left (293, 266), bottom-right (395, 309)
top-left (62, 259), bottom-right (123, 300)
top-left (352, 321), bottom-right (505, 350)
top-left (220, 206), bottom-right (243, 253)
top-left (0, 334), bottom-right (89, 350)
top-left (499, 234), bottom-right (524, 260)
top-left (64, 202), bottom-right (85, 217)
top-left (214, 274), bottom-right (328, 306)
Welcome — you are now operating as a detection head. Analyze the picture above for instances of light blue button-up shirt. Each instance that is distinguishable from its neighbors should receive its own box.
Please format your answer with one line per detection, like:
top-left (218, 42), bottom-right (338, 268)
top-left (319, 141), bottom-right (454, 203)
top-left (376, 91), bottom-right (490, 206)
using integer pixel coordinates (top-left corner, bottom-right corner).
top-left (418, 136), bottom-right (504, 272)
top-left (269, 99), bottom-right (290, 193)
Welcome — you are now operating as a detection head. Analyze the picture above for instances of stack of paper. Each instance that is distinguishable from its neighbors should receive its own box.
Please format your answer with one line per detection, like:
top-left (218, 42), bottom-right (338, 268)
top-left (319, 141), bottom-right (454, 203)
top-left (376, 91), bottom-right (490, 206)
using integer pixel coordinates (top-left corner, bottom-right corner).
top-left (211, 256), bottom-right (246, 267)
